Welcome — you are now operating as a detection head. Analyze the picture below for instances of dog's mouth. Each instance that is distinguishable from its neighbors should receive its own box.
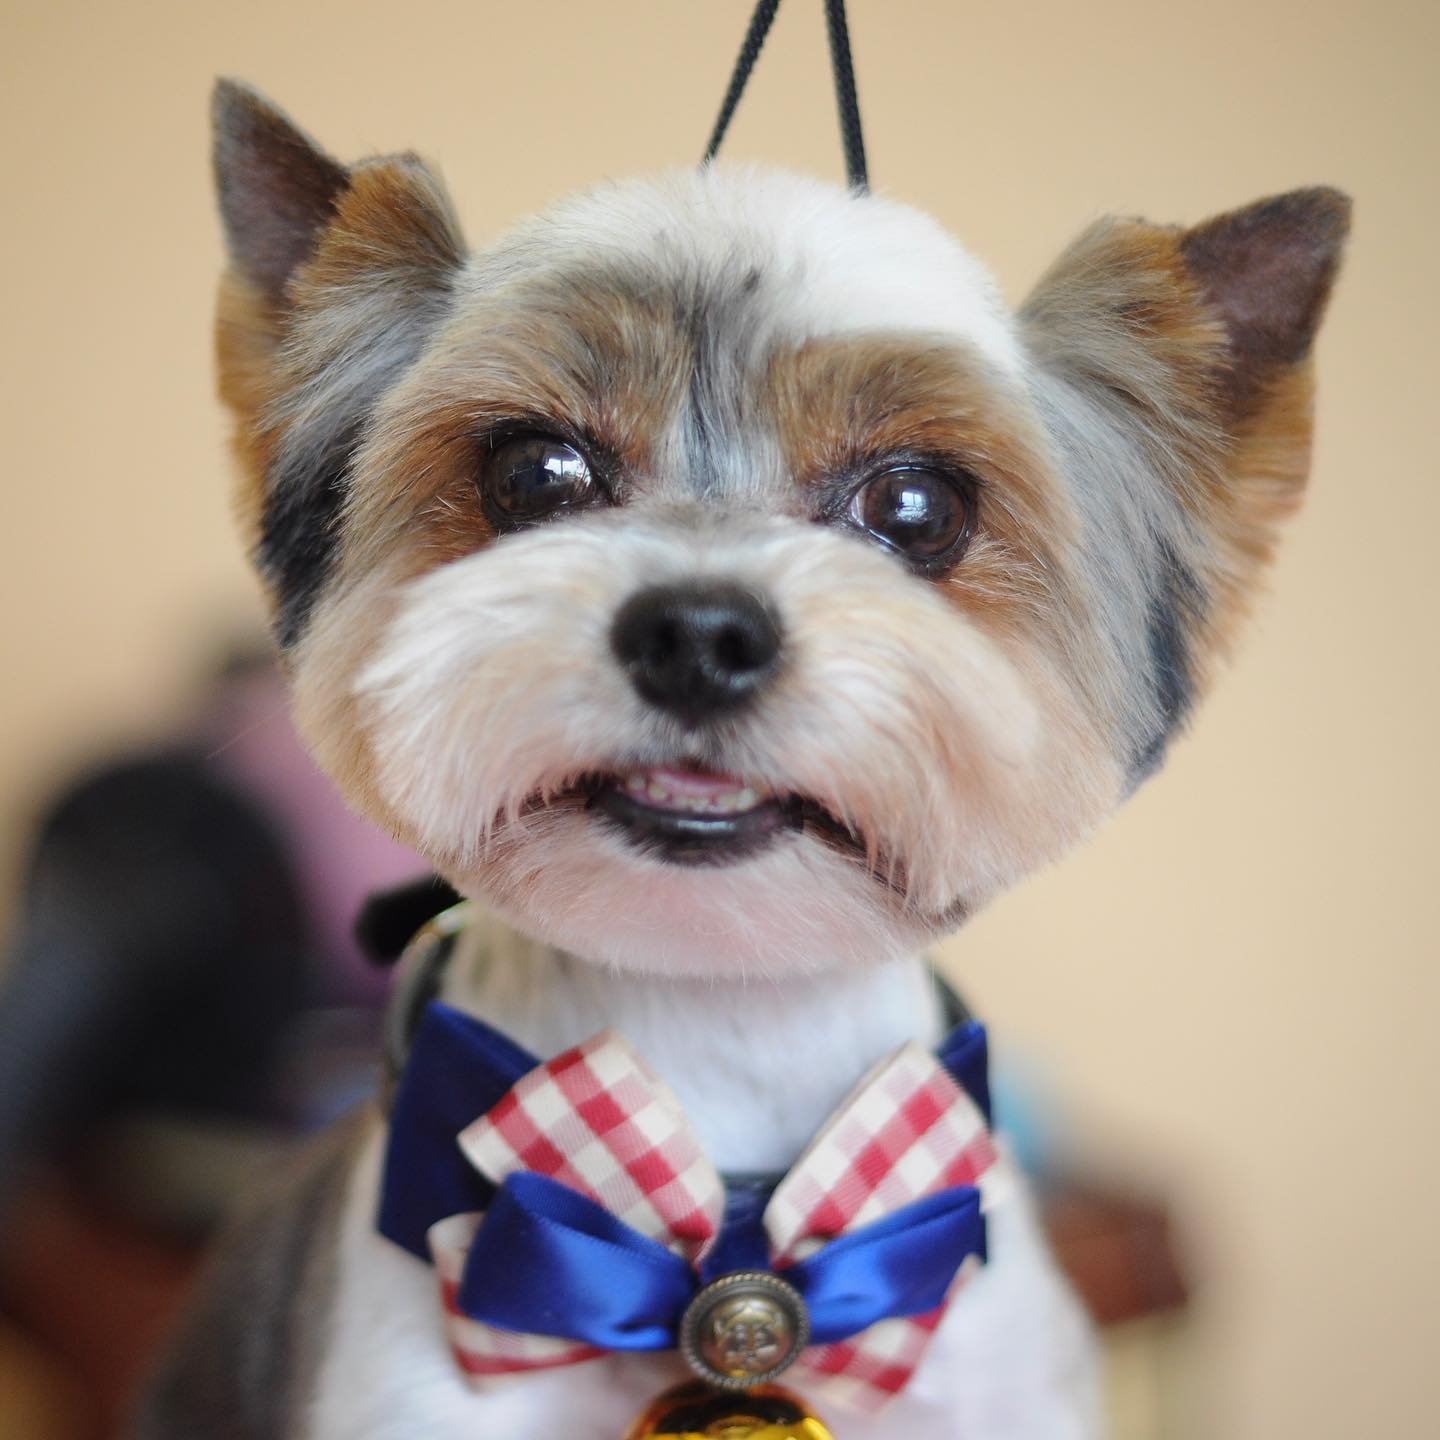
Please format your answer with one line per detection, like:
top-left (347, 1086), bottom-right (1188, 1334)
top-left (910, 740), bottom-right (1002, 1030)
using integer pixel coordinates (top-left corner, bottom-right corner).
top-left (591, 766), bottom-right (797, 865)
top-left (538, 765), bottom-right (860, 867)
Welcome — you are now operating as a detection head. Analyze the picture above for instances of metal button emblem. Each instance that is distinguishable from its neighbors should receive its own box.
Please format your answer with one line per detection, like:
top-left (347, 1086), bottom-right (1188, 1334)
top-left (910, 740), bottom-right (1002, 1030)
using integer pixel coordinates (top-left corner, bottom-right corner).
top-left (679, 1271), bottom-right (809, 1390)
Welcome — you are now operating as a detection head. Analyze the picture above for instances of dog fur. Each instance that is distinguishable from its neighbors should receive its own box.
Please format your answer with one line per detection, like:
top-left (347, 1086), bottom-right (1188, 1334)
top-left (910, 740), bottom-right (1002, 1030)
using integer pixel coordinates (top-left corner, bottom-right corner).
top-left (132, 79), bottom-right (1347, 1438)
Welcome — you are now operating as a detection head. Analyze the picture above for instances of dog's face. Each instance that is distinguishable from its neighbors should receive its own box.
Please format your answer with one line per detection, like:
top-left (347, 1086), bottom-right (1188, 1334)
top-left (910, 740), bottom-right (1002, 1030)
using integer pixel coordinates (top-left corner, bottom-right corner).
top-left (212, 82), bottom-right (1347, 977)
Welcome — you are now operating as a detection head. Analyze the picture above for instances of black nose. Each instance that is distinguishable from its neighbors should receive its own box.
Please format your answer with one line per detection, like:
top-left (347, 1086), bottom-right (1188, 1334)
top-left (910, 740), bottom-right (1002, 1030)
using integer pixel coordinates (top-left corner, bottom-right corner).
top-left (611, 582), bottom-right (782, 725)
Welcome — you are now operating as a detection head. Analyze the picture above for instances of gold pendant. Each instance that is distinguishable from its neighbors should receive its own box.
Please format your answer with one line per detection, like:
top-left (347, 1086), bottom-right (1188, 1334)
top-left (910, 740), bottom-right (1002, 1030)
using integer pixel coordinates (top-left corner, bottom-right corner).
top-left (623, 1380), bottom-right (835, 1440)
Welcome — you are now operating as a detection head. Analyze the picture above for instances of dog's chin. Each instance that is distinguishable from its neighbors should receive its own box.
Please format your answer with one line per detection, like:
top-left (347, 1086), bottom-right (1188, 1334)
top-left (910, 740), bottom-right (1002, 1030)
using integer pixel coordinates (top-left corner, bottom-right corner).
top-left (438, 770), bottom-right (928, 979)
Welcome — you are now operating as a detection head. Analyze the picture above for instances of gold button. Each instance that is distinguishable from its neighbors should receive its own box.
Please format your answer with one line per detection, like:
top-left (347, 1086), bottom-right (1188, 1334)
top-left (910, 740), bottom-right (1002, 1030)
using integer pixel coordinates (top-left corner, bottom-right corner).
top-left (679, 1272), bottom-right (809, 1390)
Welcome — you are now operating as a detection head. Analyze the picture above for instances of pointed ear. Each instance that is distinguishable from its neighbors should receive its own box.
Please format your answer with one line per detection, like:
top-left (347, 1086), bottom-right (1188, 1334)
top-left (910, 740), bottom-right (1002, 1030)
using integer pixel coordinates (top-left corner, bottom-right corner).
top-left (1179, 188), bottom-right (1351, 417)
top-left (212, 79), bottom-right (351, 307)
top-left (1022, 186), bottom-right (1350, 432)
top-left (1020, 190), bottom-right (1349, 749)
top-left (211, 79), bottom-right (465, 324)
top-left (211, 83), bottom-right (466, 639)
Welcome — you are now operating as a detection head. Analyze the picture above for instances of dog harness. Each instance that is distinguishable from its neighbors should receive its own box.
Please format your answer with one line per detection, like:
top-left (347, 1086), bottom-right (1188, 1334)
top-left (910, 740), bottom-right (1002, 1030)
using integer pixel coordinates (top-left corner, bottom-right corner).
top-left (375, 908), bottom-right (1007, 1415)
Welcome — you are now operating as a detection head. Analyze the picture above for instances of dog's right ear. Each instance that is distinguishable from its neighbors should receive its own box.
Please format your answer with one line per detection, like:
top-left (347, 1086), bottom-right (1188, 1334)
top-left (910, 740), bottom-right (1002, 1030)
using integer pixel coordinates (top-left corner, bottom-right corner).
top-left (210, 82), bottom-right (467, 643)
top-left (211, 80), bottom-right (464, 326)
top-left (212, 79), bottom-right (351, 308)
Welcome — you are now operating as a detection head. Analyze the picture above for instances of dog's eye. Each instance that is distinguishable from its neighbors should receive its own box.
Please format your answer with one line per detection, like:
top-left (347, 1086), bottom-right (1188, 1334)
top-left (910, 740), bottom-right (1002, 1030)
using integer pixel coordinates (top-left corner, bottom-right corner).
top-left (479, 434), bottom-right (598, 527)
top-left (847, 467), bottom-right (974, 566)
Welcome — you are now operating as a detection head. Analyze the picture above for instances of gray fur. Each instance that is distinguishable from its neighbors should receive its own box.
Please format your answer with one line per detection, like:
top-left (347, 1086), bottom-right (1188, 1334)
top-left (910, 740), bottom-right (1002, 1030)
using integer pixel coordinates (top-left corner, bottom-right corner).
top-left (261, 247), bottom-right (463, 649)
top-left (1019, 234), bottom-right (1223, 774)
top-left (455, 254), bottom-right (793, 507)
top-left (1023, 367), bottom-right (1203, 774)
top-left (129, 1110), bottom-right (368, 1440)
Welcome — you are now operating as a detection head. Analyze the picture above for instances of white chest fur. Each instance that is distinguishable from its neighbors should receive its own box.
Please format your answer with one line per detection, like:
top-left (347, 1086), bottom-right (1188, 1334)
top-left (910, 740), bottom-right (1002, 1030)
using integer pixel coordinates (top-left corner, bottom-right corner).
top-left (302, 919), bottom-right (1101, 1438)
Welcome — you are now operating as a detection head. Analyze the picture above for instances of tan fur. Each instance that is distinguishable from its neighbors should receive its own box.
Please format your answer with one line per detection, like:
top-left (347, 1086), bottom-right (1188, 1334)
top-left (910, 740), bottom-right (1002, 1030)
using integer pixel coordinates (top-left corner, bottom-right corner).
top-left (215, 152), bottom-right (464, 578)
top-left (290, 555), bottom-right (417, 842)
top-left (334, 281), bottom-right (697, 579)
top-left (215, 268), bottom-right (284, 548)
top-left (1022, 211), bottom-right (1330, 705)
top-left (766, 334), bottom-right (1083, 639)
top-left (1202, 361), bottom-right (1316, 654)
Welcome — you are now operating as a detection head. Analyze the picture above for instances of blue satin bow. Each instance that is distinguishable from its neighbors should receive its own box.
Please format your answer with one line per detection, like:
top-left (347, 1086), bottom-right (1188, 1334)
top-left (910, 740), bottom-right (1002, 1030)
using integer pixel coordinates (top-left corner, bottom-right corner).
top-left (379, 1001), bottom-right (993, 1354)
top-left (456, 1170), bottom-right (985, 1351)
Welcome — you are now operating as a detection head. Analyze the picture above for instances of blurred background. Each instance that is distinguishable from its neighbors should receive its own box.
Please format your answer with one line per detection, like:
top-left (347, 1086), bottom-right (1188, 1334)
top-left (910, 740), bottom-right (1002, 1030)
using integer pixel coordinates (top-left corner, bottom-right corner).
top-left (1, 1), bottom-right (1435, 1436)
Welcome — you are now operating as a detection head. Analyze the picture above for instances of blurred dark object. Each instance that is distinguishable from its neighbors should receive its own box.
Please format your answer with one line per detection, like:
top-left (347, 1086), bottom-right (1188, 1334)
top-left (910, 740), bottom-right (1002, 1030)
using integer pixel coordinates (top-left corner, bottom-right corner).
top-left (0, 753), bottom-right (307, 1228)
top-left (0, 643), bottom-right (427, 1437)
top-left (0, 647), bottom-right (428, 1229)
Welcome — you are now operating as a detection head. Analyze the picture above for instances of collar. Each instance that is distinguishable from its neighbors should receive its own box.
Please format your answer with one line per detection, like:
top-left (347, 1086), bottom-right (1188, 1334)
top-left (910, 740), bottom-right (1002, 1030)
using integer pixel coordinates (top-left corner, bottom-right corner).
top-left (375, 902), bottom-right (985, 1133)
top-left (375, 908), bottom-right (997, 1411)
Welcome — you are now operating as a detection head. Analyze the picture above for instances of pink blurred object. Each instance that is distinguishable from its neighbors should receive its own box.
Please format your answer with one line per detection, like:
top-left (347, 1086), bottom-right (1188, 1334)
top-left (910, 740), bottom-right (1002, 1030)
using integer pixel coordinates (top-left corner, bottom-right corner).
top-left (203, 661), bottom-right (426, 1007)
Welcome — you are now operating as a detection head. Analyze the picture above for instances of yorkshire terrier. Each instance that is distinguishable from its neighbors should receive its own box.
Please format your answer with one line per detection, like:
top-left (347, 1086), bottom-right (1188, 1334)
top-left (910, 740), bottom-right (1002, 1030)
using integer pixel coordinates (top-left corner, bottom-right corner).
top-left (133, 80), bottom-right (1348, 1440)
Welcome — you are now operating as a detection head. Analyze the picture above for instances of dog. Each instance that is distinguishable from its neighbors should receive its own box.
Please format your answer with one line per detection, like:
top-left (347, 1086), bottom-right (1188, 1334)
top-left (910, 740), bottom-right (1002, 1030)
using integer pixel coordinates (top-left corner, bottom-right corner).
top-left (132, 79), bottom-right (1348, 1440)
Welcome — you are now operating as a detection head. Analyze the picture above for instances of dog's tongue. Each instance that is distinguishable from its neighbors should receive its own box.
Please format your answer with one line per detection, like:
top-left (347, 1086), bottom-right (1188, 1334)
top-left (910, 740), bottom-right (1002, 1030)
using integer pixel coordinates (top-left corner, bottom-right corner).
top-left (621, 766), bottom-right (763, 815)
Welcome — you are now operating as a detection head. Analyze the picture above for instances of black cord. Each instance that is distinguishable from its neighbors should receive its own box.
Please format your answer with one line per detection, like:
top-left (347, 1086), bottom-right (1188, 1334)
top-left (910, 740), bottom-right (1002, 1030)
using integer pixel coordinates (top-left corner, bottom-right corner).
top-left (702, 0), bottom-right (869, 193)
top-left (702, 0), bottom-right (782, 168)
top-left (823, 0), bottom-right (868, 190)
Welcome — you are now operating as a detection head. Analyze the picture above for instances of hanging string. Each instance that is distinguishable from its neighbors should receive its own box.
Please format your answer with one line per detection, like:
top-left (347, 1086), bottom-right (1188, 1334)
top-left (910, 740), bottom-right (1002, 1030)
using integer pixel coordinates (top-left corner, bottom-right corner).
top-left (702, 0), bottom-right (869, 192)
top-left (822, 0), bottom-right (867, 190)
top-left (702, 0), bottom-right (782, 169)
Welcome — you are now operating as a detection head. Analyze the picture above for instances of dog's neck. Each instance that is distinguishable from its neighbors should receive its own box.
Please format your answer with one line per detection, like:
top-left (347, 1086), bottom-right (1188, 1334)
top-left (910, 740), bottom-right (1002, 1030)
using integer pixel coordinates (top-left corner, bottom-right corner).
top-left (437, 914), bottom-right (947, 1174)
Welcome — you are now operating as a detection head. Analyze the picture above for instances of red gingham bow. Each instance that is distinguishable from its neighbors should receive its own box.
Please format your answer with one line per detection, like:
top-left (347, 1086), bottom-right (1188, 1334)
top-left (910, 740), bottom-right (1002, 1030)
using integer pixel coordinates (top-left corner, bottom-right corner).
top-left (427, 1030), bottom-right (1004, 1412)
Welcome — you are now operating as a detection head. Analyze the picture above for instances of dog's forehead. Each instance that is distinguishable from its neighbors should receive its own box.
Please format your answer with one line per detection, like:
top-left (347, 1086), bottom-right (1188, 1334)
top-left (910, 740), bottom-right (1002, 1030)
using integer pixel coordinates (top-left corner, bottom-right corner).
top-left (427, 168), bottom-right (1026, 500)
top-left (512, 168), bottom-right (1008, 357)
top-left (465, 168), bottom-right (1020, 368)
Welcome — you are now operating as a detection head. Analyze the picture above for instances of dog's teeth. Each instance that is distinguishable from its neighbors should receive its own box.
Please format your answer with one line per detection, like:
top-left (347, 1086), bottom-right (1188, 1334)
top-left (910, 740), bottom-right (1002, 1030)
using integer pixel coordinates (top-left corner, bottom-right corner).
top-left (616, 769), bottom-right (769, 816)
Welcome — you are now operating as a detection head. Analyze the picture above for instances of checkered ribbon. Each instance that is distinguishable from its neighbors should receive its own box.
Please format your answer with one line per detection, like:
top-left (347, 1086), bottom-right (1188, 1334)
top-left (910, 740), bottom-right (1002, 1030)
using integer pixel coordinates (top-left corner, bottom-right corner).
top-left (426, 1030), bottom-right (1004, 1412)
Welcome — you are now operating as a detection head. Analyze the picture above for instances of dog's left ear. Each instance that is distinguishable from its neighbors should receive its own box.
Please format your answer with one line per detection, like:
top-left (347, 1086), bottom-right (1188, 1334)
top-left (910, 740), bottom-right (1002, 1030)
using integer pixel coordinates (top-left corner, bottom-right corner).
top-left (1023, 186), bottom-right (1350, 437)
top-left (1178, 188), bottom-right (1351, 421)
top-left (1022, 188), bottom-right (1350, 670)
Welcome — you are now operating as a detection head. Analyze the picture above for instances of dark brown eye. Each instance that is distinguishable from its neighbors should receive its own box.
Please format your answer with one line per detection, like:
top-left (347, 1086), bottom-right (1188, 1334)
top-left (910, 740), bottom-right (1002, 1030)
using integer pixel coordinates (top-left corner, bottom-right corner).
top-left (847, 467), bottom-right (973, 566)
top-left (479, 434), bottom-right (598, 527)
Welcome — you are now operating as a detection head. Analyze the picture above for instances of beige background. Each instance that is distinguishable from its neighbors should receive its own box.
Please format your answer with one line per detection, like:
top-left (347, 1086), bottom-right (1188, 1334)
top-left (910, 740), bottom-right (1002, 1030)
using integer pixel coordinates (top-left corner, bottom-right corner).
top-left (2, 1), bottom-right (1436, 1435)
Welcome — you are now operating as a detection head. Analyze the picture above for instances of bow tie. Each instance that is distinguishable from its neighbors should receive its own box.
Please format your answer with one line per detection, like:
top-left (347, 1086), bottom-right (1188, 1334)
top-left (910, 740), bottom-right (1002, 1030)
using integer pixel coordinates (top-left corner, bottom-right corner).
top-left (378, 1001), bottom-right (1005, 1413)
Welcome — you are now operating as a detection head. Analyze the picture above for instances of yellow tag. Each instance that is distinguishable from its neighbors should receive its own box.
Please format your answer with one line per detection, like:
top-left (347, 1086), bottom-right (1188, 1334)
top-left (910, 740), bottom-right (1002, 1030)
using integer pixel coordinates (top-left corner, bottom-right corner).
top-left (624, 1381), bottom-right (835, 1440)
